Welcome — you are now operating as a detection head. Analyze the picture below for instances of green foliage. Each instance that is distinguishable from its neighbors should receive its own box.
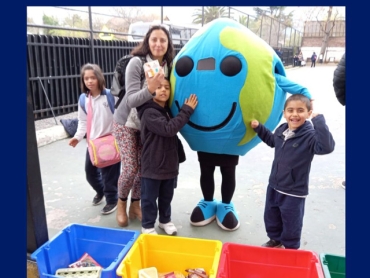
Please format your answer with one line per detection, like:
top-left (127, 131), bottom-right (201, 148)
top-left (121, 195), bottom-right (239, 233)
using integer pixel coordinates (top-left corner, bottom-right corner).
top-left (42, 13), bottom-right (91, 38)
top-left (192, 6), bottom-right (231, 24)
top-left (42, 14), bottom-right (59, 26)
top-left (42, 14), bottom-right (60, 35)
top-left (63, 14), bottom-right (84, 28)
top-left (253, 6), bottom-right (294, 27)
top-left (238, 15), bottom-right (248, 26)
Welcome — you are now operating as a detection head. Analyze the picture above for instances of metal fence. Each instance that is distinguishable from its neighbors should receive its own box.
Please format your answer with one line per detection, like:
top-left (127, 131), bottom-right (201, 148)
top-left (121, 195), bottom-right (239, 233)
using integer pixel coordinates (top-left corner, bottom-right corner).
top-left (229, 7), bottom-right (302, 49)
top-left (27, 35), bottom-right (297, 120)
top-left (27, 35), bottom-right (182, 120)
top-left (27, 6), bottom-right (302, 120)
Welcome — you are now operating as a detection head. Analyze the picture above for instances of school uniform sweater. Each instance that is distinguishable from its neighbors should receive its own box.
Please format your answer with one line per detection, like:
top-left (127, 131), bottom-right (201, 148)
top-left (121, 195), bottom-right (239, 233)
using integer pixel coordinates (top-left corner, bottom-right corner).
top-left (253, 115), bottom-right (335, 196)
top-left (74, 92), bottom-right (116, 141)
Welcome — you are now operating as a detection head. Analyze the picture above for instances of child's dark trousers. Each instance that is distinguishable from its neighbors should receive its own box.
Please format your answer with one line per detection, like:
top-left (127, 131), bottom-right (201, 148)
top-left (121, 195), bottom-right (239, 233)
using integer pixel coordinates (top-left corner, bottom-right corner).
top-left (85, 149), bottom-right (120, 204)
top-left (264, 186), bottom-right (306, 249)
top-left (141, 177), bottom-right (175, 229)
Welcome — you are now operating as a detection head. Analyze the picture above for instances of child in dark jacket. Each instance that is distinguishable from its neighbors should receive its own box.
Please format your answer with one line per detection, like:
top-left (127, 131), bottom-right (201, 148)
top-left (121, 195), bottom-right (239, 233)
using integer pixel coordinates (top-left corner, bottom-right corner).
top-left (250, 94), bottom-right (335, 249)
top-left (137, 78), bottom-right (198, 235)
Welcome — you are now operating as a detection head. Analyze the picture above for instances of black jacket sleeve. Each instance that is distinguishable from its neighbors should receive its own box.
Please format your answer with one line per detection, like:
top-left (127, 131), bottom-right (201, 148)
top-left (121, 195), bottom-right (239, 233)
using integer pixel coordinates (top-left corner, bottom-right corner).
top-left (333, 53), bottom-right (346, 106)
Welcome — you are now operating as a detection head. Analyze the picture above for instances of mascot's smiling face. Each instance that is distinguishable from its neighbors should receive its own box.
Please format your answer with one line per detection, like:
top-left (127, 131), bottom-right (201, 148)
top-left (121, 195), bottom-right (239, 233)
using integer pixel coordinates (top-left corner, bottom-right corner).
top-left (169, 18), bottom-right (286, 156)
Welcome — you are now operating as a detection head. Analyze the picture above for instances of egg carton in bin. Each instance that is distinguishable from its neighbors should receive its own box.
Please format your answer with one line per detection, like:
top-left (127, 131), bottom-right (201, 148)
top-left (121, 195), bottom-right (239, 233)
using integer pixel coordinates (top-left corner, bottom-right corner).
top-left (55, 266), bottom-right (102, 278)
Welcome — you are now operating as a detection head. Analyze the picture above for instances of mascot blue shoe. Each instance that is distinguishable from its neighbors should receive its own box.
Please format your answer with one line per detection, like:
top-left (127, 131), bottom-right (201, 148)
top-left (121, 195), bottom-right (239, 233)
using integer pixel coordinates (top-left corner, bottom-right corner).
top-left (190, 199), bottom-right (217, 226)
top-left (216, 201), bottom-right (240, 231)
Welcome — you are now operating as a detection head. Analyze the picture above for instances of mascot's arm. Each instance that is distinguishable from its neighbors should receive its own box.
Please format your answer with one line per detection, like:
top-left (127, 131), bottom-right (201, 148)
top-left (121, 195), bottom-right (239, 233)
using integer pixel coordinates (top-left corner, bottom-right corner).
top-left (253, 124), bottom-right (276, 148)
top-left (276, 74), bottom-right (312, 99)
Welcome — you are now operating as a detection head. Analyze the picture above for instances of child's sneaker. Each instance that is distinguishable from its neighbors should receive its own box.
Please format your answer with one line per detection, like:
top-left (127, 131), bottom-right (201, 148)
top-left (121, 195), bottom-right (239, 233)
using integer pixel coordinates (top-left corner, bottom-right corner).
top-left (158, 222), bottom-right (177, 235)
top-left (100, 203), bottom-right (117, 215)
top-left (92, 194), bottom-right (104, 206)
top-left (216, 201), bottom-right (240, 231)
top-left (141, 227), bottom-right (158, 235)
top-left (190, 199), bottom-right (217, 226)
top-left (261, 239), bottom-right (283, 248)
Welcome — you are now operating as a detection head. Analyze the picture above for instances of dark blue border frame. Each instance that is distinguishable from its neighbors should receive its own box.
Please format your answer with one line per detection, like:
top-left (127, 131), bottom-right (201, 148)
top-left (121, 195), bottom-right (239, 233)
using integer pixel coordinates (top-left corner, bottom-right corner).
top-left (17, 3), bottom-right (357, 277)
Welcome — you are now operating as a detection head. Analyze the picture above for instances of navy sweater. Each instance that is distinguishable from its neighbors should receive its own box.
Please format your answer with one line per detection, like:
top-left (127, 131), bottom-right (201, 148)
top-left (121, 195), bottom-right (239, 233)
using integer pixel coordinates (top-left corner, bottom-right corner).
top-left (254, 115), bottom-right (335, 196)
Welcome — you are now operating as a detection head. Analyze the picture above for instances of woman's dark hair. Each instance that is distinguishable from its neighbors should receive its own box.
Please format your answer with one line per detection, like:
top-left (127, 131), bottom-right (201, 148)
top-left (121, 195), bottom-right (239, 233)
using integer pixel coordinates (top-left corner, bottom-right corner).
top-left (131, 25), bottom-right (175, 66)
top-left (80, 63), bottom-right (106, 94)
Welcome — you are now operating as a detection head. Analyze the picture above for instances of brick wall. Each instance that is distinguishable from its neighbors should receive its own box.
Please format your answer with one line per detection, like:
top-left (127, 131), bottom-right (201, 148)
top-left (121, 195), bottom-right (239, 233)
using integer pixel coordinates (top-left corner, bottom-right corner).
top-left (302, 36), bottom-right (345, 48)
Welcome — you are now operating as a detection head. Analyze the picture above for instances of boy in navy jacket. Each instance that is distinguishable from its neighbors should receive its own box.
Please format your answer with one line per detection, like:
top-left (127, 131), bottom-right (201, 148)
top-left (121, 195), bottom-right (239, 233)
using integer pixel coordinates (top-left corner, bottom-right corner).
top-left (251, 94), bottom-right (335, 249)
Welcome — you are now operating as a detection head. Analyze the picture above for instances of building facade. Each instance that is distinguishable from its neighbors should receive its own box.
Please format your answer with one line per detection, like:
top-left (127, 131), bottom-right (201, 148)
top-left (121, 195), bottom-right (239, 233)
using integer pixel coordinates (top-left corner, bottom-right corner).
top-left (300, 20), bottom-right (345, 62)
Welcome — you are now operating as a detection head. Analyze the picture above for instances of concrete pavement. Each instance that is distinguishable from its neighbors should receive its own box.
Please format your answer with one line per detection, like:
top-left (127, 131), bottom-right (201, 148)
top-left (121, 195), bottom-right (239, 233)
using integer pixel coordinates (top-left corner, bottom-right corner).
top-left (34, 111), bottom-right (78, 147)
top-left (35, 64), bottom-right (345, 257)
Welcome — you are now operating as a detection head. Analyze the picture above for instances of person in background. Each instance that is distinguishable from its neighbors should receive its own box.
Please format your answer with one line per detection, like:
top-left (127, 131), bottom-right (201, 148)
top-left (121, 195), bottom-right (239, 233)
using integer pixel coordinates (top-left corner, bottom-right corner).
top-left (251, 94), bottom-right (335, 249)
top-left (293, 53), bottom-right (299, 67)
top-left (333, 52), bottom-right (346, 189)
top-left (112, 25), bottom-right (175, 227)
top-left (298, 51), bottom-right (304, 67)
top-left (311, 52), bottom-right (317, 68)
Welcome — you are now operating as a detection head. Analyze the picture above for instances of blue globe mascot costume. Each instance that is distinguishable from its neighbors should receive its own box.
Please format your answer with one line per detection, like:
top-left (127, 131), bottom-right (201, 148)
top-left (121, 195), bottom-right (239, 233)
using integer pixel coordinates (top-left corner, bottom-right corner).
top-left (169, 18), bottom-right (311, 231)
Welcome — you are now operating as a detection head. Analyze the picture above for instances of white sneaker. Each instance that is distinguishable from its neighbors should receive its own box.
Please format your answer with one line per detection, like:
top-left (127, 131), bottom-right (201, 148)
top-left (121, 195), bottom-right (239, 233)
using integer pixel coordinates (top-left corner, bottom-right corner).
top-left (141, 227), bottom-right (157, 235)
top-left (158, 222), bottom-right (177, 235)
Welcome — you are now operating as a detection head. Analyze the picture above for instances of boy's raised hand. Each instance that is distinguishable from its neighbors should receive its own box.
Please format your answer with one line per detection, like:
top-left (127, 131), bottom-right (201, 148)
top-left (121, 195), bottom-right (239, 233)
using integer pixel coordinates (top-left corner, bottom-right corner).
top-left (309, 98), bottom-right (321, 119)
top-left (184, 94), bottom-right (198, 110)
top-left (311, 112), bottom-right (320, 118)
top-left (310, 98), bottom-right (315, 111)
top-left (251, 120), bottom-right (259, 128)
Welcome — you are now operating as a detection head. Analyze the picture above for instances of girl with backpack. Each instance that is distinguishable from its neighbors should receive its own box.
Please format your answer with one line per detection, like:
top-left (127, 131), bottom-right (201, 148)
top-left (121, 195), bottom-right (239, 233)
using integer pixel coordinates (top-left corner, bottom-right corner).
top-left (69, 63), bottom-right (120, 215)
top-left (112, 25), bottom-right (175, 227)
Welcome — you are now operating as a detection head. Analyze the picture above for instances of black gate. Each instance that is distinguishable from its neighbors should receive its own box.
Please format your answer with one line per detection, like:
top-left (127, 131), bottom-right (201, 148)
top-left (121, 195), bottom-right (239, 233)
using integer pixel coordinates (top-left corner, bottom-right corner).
top-left (28, 35), bottom-right (296, 120)
top-left (27, 35), bottom-right (182, 120)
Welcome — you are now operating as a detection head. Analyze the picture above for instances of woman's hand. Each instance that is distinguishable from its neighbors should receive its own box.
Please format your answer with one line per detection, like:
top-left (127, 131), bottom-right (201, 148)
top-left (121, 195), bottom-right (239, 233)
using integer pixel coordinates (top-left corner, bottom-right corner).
top-left (146, 67), bottom-right (165, 94)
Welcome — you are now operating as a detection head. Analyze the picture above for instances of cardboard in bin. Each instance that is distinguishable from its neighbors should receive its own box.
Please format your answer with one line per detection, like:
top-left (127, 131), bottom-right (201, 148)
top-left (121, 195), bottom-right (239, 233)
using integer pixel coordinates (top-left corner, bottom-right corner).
top-left (116, 234), bottom-right (222, 278)
top-left (31, 223), bottom-right (139, 278)
top-left (319, 253), bottom-right (345, 278)
top-left (217, 242), bottom-right (324, 278)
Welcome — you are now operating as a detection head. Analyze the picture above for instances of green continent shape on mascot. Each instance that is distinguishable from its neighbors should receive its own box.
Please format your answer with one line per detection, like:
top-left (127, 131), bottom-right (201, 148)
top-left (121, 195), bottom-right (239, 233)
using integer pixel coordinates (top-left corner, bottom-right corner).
top-left (169, 18), bottom-right (311, 231)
